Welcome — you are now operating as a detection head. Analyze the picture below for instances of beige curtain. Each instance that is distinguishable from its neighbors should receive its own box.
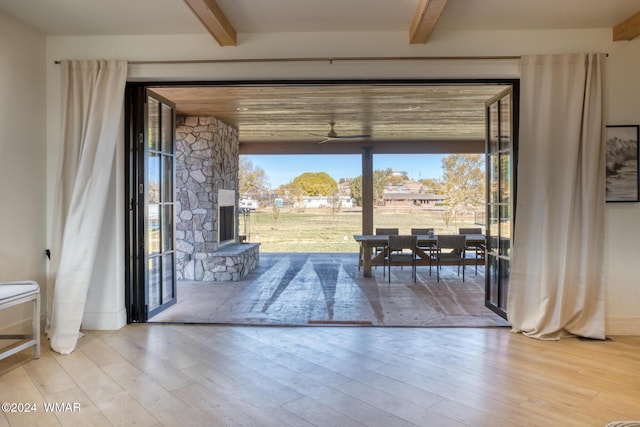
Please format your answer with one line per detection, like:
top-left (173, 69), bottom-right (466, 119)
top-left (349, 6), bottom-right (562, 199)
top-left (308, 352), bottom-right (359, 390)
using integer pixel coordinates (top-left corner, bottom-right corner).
top-left (508, 53), bottom-right (606, 340)
top-left (48, 60), bottom-right (127, 354)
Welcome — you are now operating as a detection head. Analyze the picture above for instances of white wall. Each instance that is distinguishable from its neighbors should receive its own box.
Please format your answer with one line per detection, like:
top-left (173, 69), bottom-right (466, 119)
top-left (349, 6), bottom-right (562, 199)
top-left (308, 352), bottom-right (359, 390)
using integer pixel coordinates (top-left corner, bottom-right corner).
top-left (0, 11), bottom-right (46, 331)
top-left (45, 28), bottom-right (640, 334)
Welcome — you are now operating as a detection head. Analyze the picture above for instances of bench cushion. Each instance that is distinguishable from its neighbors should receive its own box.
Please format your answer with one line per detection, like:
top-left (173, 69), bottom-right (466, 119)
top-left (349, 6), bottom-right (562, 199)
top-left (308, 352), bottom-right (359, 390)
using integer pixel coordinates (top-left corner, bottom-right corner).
top-left (0, 281), bottom-right (40, 302)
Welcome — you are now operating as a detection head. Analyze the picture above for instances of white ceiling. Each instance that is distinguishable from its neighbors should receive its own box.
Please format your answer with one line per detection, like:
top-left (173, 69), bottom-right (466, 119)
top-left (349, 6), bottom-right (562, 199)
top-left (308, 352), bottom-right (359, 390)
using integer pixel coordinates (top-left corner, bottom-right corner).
top-left (0, 0), bottom-right (638, 36)
top-left (2, 0), bottom-right (637, 152)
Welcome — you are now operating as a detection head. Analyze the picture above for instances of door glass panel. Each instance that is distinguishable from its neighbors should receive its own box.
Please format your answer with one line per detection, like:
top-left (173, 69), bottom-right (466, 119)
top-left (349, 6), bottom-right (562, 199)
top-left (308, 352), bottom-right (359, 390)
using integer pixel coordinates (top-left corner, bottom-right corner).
top-left (489, 154), bottom-right (499, 204)
top-left (489, 103), bottom-right (499, 152)
top-left (148, 204), bottom-right (161, 255)
top-left (488, 205), bottom-right (498, 252)
top-left (499, 258), bottom-right (510, 309)
top-left (499, 96), bottom-right (511, 151)
top-left (488, 255), bottom-right (499, 305)
top-left (161, 103), bottom-right (173, 152)
top-left (148, 256), bottom-right (161, 311)
top-left (148, 152), bottom-right (160, 204)
top-left (499, 205), bottom-right (511, 257)
top-left (162, 155), bottom-right (173, 203)
top-left (499, 153), bottom-right (510, 204)
top-left (162, 204), bottom-right (173, 253)
top-left (163, 254), bottom-right (174, 304)
top-left (148, 98), bottom-right (159, 151)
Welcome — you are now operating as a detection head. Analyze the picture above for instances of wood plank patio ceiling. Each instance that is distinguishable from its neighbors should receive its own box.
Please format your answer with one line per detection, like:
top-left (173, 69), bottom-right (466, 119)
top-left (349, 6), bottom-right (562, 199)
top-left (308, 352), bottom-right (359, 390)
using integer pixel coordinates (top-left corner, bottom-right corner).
top-left (151, 83), bottom-right (509, 153)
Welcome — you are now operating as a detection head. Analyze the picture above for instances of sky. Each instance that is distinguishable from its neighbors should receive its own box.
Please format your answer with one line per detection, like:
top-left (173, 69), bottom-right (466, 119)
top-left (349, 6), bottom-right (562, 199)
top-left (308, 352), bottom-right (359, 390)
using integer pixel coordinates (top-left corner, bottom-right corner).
top-left (243, 153), bottom-right (446, 188)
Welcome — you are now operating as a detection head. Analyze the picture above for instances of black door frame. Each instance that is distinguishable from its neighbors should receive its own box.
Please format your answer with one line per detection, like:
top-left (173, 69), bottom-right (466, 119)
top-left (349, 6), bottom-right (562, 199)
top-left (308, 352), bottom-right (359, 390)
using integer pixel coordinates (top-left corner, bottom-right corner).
top-left (124, 78), bottom-right (519, 324)
top-left (125, 84), bottom-right (178, 322)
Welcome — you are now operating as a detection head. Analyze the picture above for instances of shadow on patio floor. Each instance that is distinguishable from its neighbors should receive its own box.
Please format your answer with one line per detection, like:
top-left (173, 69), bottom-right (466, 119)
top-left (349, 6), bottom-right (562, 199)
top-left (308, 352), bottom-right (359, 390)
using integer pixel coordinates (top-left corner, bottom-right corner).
top-left (150, 252), bottom-right (510, 328)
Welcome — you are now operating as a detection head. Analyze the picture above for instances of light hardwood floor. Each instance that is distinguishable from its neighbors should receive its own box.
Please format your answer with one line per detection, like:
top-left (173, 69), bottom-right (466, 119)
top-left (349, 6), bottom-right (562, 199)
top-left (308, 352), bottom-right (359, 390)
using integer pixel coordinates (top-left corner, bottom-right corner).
top-left (1, 325), bottom-right (640, 426)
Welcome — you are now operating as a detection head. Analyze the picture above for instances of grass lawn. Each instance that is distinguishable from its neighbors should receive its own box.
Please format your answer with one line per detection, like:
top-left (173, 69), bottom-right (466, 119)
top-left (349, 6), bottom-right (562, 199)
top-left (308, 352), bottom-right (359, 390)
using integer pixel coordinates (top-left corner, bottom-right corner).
top-left (241, 206), bottom-right (483, 252)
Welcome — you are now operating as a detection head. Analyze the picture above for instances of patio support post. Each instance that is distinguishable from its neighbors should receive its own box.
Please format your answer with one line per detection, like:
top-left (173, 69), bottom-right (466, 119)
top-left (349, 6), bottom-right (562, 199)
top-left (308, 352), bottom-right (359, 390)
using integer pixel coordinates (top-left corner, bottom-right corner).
top-left (362, 146), bottom-right (374, 235)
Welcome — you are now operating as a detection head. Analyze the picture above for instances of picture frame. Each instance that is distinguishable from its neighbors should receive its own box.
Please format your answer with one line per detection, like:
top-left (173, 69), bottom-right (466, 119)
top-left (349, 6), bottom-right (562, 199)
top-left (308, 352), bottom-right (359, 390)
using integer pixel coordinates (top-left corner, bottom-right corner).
top-left (606, 125), bottom-right (639, 202)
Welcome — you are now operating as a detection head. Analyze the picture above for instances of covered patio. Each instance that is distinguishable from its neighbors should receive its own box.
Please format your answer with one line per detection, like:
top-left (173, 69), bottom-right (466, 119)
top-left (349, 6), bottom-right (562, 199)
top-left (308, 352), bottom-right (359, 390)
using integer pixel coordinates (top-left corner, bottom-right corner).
top-left (149, 252), bottom-right (507, 327)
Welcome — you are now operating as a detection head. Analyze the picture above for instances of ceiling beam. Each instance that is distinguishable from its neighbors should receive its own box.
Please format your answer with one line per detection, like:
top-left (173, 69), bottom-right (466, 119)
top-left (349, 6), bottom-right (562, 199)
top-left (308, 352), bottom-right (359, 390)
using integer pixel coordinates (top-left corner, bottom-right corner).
top-left (183, 0), bottom-right (237, 46)
top-left (613, 10), bottom-right (640, 41)
top-left (240, 139), bottom-right (484, 155)
top-left (409, 0), bottom-right (449, 44)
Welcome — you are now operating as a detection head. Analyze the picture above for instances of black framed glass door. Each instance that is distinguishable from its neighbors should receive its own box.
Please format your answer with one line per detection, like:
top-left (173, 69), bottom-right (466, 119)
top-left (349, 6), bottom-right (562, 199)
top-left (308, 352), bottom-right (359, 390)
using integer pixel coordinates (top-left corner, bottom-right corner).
top-left (485, 87), bottom-right (514, 319)
top-left (126, 87), bottom-right (177, 322)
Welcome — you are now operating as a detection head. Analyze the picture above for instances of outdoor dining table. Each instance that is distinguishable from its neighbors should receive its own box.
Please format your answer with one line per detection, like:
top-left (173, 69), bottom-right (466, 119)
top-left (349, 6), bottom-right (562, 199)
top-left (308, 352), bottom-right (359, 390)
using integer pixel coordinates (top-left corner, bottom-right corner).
top-left (353, 234), bottom-right (486, 277)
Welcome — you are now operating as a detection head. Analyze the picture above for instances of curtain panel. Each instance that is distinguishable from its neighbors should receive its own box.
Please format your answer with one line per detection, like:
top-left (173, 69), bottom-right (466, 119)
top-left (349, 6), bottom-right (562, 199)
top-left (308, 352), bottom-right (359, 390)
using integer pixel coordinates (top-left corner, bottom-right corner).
top-left (48, 60), bottom-right (128, 354)
top-left (509, 53), bottom-right (606, 340)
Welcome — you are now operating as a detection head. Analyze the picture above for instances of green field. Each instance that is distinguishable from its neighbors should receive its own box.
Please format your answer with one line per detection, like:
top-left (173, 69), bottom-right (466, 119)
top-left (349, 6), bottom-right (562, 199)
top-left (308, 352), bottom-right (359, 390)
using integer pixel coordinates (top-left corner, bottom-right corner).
top-left (240, 206), bottom-right (483, 252)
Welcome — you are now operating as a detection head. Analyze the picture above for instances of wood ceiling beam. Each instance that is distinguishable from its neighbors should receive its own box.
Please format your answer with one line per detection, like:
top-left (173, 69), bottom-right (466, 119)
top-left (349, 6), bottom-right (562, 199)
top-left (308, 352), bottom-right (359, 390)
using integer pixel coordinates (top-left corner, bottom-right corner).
top-left (240, 139), bottom-right (484, 155)
top-left (183, 0), bottom-right (237, 46)
top-left (409, 0), bottom-right (449, 44)
top-left (613, 10), bottom-right (640, 41)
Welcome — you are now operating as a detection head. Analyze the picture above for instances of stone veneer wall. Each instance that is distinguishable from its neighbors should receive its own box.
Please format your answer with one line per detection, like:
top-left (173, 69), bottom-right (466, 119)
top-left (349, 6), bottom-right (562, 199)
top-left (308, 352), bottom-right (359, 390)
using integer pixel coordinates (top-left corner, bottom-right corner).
top-left (175, 116), bottom-right (239, 280)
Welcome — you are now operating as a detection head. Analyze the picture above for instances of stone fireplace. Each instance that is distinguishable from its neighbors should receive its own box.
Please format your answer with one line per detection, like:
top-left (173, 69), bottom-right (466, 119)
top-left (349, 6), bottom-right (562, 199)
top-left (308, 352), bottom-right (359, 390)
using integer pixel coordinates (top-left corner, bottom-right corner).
top-left (175, 116), bottom-right (259, 281)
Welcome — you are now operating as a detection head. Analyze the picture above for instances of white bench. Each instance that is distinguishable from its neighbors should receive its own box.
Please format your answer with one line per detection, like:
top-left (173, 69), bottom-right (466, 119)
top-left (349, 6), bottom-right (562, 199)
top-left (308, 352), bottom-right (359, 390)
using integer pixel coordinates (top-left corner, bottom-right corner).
top-left (0, 281), bottom-right (40, 360)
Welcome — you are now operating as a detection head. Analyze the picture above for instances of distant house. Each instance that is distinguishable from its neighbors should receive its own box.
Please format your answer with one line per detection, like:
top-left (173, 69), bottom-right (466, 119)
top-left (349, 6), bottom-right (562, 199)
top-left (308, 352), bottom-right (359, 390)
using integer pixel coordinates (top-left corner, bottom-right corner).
top-left (293, 195), bottom-right (354, 209)
top-left (383, 192), bottom-right (445, 207)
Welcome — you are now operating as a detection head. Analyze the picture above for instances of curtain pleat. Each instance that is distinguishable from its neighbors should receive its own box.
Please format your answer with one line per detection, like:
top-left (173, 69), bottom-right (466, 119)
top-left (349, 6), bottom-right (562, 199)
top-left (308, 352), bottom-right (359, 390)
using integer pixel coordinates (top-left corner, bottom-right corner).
top-left (48, 60), bottom-right (127, 354)
top-left (508, 53), bottom-right (606, 340)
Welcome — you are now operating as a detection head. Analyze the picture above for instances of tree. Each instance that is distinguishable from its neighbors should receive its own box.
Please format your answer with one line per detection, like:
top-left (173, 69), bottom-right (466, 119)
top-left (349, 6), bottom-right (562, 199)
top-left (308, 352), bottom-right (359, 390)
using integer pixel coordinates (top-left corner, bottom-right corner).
top-left (327, 189), bottom-right (342, 214)
top-left (271, 200), bottom-right (281, 223)
top-left (282, 180), bottom-right (306, 212)
top-left (440, 154), bottom-right (485, 226)
top-left (291, 172), bottom-right (337, 196)
top-left (349, 169), bottom-right (387, 206)
top-left (421, 177), bottom-right (445, 195)
top-left (239, 157), bottom-right (271, 201)
top-left (387, 173), bottom-right (406, 186)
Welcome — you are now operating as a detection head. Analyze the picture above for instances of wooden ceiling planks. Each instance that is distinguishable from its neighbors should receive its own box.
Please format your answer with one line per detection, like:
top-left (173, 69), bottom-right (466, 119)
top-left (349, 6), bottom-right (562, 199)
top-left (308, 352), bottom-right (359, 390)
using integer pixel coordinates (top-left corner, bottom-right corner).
top-left (150, 83), bottom-right (508, 148)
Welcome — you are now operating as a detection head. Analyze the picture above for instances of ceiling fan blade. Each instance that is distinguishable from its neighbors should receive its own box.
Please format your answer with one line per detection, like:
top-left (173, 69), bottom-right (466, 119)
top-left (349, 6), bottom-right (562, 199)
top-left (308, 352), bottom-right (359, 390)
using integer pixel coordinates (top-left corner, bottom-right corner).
top-left (315, 122), bottom-right (370, 144)
top-left (335, 134), bottom-right (370, 139)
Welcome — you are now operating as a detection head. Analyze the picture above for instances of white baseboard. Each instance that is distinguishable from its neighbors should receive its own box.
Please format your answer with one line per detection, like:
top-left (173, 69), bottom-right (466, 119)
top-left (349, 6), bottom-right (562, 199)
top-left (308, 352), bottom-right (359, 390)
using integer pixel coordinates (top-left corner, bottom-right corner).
top-left (606, 317), bottom-right (640, 336)
top-left (81, 308), bottom-right (127, 331)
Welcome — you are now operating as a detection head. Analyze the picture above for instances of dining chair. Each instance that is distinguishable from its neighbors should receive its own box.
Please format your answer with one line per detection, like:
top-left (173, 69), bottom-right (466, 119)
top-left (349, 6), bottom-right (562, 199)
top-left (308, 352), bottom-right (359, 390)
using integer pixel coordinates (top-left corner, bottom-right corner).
top-left (411, 228), bottom-right (435, 276)
top-left (435, 234), bottom-right (466, 282)
top-left (374, 228), bottom-right (399, 267)
top-left (357, 227), bottom-right (399, 271)
top-left (458, 227), bottom-right (485, 274)
top-left (383, 235), bottom-right (418, 283)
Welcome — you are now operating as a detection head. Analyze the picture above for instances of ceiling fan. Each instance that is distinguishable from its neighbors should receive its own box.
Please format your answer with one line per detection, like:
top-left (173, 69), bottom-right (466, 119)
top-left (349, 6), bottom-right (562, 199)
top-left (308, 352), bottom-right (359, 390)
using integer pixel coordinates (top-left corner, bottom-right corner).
top-left (313, 121), bottom-right (371, 144)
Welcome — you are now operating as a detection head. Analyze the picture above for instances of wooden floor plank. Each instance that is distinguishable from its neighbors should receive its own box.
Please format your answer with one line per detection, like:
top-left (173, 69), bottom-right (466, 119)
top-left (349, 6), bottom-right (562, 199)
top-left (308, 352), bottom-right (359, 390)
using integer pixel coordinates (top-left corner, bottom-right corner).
top-left (101, 361), bottom-right (212, 427)
top-left (51, 350), bottom-right (159, 427)
top-left (99, 333), bottom-right (195, 392)
top-left (0, 366), bottom-right (60, 426)
top-left (337, 379), bottom-right (465, 427)
top-left (42, 388), bottom-right (112, 427)
top-left (282, 396), bottom-right (366, 427)
top-left (22, 351), bottom-right (77, 396)
top-left (225, 348), bottom-right (415, 427)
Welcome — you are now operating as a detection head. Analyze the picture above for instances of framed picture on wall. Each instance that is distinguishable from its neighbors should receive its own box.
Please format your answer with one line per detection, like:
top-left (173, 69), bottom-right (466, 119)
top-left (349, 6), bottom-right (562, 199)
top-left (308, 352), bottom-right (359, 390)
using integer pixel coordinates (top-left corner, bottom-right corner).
top-left (606, 125), bottom-right (640, 202)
